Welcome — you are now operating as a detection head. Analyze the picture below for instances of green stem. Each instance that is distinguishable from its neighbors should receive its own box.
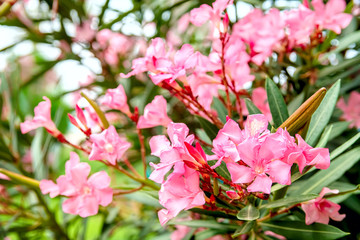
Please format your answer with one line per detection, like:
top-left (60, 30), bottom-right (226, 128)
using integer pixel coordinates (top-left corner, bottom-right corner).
top-left (0, 0), bottom-right (16, 17)
top-left (80, 92), bottom-right (109, 129)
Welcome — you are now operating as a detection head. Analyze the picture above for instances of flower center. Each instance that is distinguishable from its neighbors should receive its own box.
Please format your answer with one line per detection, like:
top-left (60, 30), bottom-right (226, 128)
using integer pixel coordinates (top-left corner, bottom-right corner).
top-left (83, 186), bottom-right (92, 195)
top-left (105, 143), bottom-right (114, 153)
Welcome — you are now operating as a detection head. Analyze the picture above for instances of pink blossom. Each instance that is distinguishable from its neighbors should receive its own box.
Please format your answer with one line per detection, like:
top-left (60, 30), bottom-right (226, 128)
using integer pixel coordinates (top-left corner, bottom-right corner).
top-left (286, 134), bottom-right (330, 173)
top-left (284, 5), bottom-right (316, 47)
top-left (301, 187), bottom-right (345, 225)
top-left (228, 135), bottom-right (292, 194)
top-left (20, 96), bottom-right (61, 137)
top-left (158, 163), bottom-right (205, 225)
top-left (40, 152), bottom-right (113, 217)
top-left (233, 9), bottom-right (285, 65)
top-left (171, 224), bottom-right (191, 240)
top-left (137, 95), bottom-right (172, 129)
top-left (190, 0), bottom-right (233, 27)
top-left (68, 104), bottom-right (91, 136)
top-left (120, 38), bottom-right (168, 79)
top-left (337, 91), bottom-right (360, 128)
top-left (74, 20), bottom-right (96, 43)
top-left (252, 87), bottom-right (272, 122)
top-left (89, 125), bottom-right (131, 165)
top-left (101, 84), bottom-right (131, 116)
top-left (149, 122), bottom-right (194, 183)
top-left (312, 0), bottom-right (352, 34)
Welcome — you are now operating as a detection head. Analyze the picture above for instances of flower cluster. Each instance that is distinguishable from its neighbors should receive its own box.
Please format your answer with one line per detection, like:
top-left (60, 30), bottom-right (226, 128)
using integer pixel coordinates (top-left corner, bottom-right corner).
top-left (149, 114), bottom-right (332, 224)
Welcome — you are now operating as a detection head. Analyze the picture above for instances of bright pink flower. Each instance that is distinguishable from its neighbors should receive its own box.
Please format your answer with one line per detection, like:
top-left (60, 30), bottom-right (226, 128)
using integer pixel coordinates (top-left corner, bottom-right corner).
top-left (171, 224), bottom-right (191, 240)
top-left (20, 96), bottom-right (61, 137)
top-left (40, 152), bottom-right (113, 217)
top-left (233, 9), bottom-right (285, 65)
top-left (158, 163), bottom-right (205, 225)
top-left (190, 0), bottom-right (233, 27)
top-left (337, 91), bottom-right (360, 128)
top-left (312, 0), bottom-right (352, 34)
top-left (228, 135), bottom-right (292, 194)
top-left (252, 87), bottom-right (272, 122)
top-left (284, 5), bottom-right (316, 47)
top-left (120, 38), bottom-right (168, 79)
top-left (286, 134), bottom-right (330, 173)
top-left (137, 95), bottom-right (172, 129)
top-left (101, 84), bottom-right (131, 116)
top-left (89, 125), bottom-right (131, 165)
top-left (149, 122), bottom-right (194, 183)
top-left (301, 187), bottom-right (345, 225)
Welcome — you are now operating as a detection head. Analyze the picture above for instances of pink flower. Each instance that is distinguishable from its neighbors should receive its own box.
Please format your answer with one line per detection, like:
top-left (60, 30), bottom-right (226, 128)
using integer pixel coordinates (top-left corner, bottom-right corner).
top-left (158, 163), bottom-right (205, 225)
top-left (74, 20), bottom-right (96, 43)
top-left (301, 187), bottom-right (345, 225)
top-left (312, 0), bottom-right (352, 34)
top-left (89, 125), bottom-right (131, 165)
top-left (252, 87), bottom-right (272, 122)
top-left (286, 134), bottom-right (330, 173)
top-left (149, 122), bottom-right (194, 183)
top-left (68, 104), bottom-right (91, 136)
top-left (20, 96), bottom-right (61, 137)
top-left (228, 135), bottom-right (292, 194)
top-left (40, 152), bottom-right (113, 217)
top-left (120, 38), bottom-right (168, 79)
top-left (101, 84), bottom-right (131, 116)
top-left (137, 95), bottom-right (172, 129)
top-left (190, 0), bottom-right (233, 27)
top-left (337, 91), bottom-right (360, 128)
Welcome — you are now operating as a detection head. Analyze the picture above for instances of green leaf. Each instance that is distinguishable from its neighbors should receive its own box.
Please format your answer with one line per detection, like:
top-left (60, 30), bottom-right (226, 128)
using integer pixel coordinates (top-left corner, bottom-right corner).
top-left (195, 229), bottom-right (228, 240)
top-left (294, 147), bottom-right (360, 195)
top-left (315, 125), bottom-right (333, 148)
top-left (326, 121), bottom-right (350, 141)
top-left (196, 116), bottom-right (219, 141)
top-left (212, 97), bottom-right (227, 123)
top-left (208, 160), bottom-right (231, 180)
top-left (232, 221), bottom-right (256, 238)
top-left (305, 80), bottom-right (341, 146)
top-left (168, 220), bottom-right (238, 231)
top-left (259, 194), bottom-right (317, 209)
top-left (330, 132), bottom-right (360, 160)
top-left (85, 215), bottom-right (104, 240)
top-left (237, 204), bottom-right (260, 221)
top-left (328, 31), bottom-right (360, 55)
top-left (189, 208), bottom-right (238, 219)
top-left (265, 78), bottom-right (289, 127)
top-left (260, 221), bottom-right (349, 240)
top-left (287, 92), bottom-right (304, 115)
top-left (317, 56), bottom-right (360, 79)
top-left (245, 98), bottom-right (262, 115)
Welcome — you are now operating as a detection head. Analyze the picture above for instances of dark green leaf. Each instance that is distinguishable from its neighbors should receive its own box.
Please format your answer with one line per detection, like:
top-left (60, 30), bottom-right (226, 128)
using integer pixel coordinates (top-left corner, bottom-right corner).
top-left (265, 78), bottom-right (289, 127)
top-left (232, 221), bottom-right (256, 238)
top-left (245, 98), bottom-right (262, 115)
top-left (330, 132), bottom-right (360, 160)
top-left (260, 221), bottom-right (349, 240)
top-left (212, 97), bottom-right (227, 123)
top-left (196, 116), bottom-right (219, 141)
top-left (168, 220), bottom-right (238, 231)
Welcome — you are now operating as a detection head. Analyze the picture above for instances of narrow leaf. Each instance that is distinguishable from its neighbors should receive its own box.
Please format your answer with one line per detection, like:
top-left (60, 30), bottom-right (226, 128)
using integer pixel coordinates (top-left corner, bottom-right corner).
top-left (315, 125), bottom-right (333, 148)
top-left (169, 220), bottom-right (239, 231)
top-left (305, 80), bottom-right (341, 146)
top-left (259, 194), bottom-right (317, 209)
top-left (196, 116), bottom-right (219, 141)
top-left (260, 221), bottom-right (349, 240)
top-left (232, 221), bottom-right (256, 238)
top-left (265, 78), bottom-right (289, 127)
top-left (330, 132), bottom-right (360, 160)
top-left (237, 204), bottom-right (260, 221)
top-left (295, 147), bottom-right (360, 195)
top-left (212, 97), bottom-right (227, 123)
top-left (245, 98), bottom-right (262, 115)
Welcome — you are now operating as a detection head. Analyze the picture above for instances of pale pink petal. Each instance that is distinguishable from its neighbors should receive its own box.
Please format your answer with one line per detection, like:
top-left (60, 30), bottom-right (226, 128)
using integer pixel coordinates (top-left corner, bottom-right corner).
top-left (40, 179), bottom-right (59, 198)
top-left (247, 175), bottom-right (272, 194)
top-left (88, 171), bottom-right (111, 189)
top-left (226, 163), bottom-right (254, 183)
